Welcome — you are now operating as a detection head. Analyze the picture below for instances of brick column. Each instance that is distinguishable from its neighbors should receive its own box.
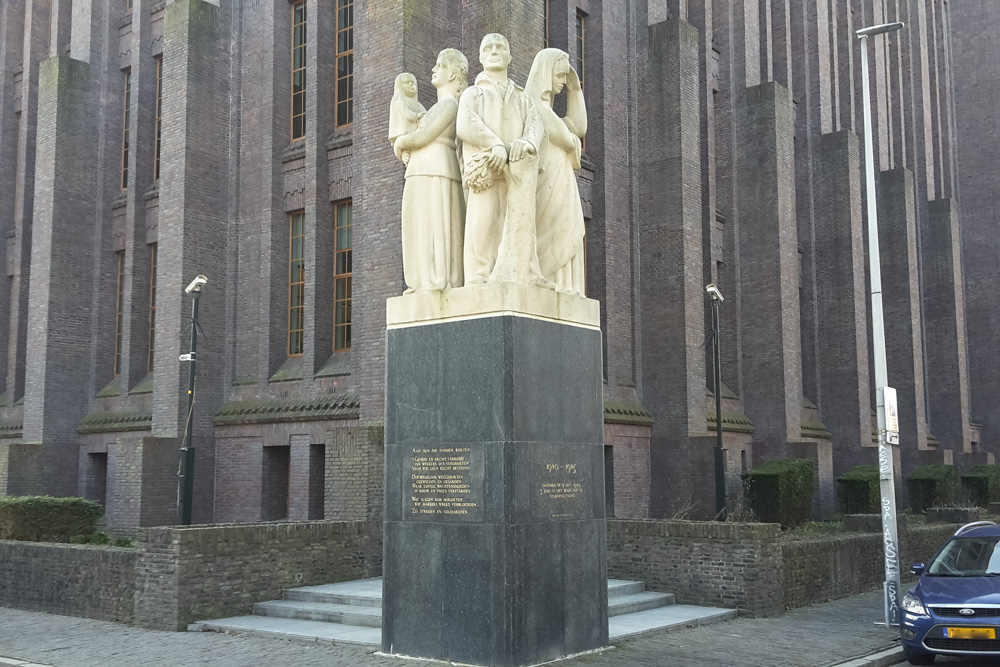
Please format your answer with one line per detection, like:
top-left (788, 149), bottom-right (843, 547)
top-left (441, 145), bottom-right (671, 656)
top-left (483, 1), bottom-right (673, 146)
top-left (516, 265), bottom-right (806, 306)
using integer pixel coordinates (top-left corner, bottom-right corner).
top-left (21, 56), bottom-right (97, 495)
top-left (640, 18), bottom-right (706, 516)
top-left (877, 169), bottom-right (930, 485)
top-left (736, 81), bottom-right (801, 457)
top-left (354, 1), bottom-right (455, 422)
top-left (815, 130), bottom-right (872, 476)
top-left (923, 198), bottom-right (972, 455)
top-left (152, 0), bottom-right (231, 524)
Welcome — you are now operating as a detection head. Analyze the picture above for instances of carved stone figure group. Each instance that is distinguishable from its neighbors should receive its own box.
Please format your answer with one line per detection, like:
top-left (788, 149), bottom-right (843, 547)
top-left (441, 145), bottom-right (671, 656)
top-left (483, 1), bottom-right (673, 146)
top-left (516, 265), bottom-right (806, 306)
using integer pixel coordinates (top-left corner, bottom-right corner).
top-left (389, 34), bottom-right (587, 296)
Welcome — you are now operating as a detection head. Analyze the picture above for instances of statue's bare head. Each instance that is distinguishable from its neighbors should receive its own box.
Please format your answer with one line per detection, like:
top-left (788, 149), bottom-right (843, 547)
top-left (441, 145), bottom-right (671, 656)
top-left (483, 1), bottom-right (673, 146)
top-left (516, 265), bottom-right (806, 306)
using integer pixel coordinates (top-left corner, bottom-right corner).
top-left (432, 48), bottom-right (469, 91)
top-left (479, 33), bottom-right (511, 74)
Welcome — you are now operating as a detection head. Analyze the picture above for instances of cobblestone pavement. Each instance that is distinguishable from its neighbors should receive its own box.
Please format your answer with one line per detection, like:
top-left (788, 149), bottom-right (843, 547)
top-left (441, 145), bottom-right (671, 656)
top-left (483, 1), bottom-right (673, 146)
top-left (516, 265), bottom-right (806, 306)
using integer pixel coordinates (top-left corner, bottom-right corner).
top-left (0, 589), bottom-right (915, 667)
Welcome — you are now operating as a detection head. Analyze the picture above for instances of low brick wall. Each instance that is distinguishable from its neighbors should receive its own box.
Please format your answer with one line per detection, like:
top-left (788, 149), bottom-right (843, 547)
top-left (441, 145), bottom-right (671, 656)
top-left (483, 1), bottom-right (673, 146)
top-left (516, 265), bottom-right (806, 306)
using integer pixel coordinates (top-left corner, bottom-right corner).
top-left (0, 540), bottom-right (136, 622)
top-left (781, 524), bottom-right (958, 609)
top-left (133, 520), bottom-right (382, 630)
top-left (607, 520), bottom-right (784, 616)
top-left (608, 519), bottom-right (960, 617)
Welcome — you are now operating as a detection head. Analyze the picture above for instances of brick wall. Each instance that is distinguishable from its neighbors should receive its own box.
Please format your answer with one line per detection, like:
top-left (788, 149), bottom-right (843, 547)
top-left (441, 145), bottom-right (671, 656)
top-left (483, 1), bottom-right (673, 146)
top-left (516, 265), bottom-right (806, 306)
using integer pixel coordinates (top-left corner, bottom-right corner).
top-left (0, 540), bottom-right (136, 623)
top-left (133, 520), bottom-right (381, 630)
top-left (782, 524), bottom-right (959, 609)
top-left (607, 519), bottom-right (784, 616)
top-left (608, 519), bottom-right (961, 617)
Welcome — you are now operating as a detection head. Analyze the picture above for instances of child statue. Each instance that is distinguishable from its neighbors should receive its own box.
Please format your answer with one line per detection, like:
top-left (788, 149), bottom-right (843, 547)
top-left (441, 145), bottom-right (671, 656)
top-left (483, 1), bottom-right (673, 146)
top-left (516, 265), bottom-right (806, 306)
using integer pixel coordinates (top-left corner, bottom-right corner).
top-left (388, 73), bottom-right (426, 164)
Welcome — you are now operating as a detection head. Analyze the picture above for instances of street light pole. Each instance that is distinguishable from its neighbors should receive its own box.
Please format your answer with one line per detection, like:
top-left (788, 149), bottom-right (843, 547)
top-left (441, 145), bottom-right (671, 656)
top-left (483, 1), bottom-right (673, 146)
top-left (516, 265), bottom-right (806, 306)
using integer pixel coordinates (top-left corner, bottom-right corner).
top-left (176, 275), bottom-right (207, 526)
top-left (857, 21), bottom-right (904, 629)
top-left (706, 284), bottom-right (726, 518)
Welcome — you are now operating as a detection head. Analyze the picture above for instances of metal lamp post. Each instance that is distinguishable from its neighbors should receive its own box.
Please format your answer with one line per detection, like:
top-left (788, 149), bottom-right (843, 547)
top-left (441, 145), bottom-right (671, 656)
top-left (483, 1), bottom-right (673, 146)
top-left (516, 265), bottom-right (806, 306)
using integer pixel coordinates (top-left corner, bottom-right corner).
top-left (706, 284), bottom-right (726, 518)
top-left (176, 274), bottom-right (207, 526)
top-left (856, 20), bottom-right (904, 629)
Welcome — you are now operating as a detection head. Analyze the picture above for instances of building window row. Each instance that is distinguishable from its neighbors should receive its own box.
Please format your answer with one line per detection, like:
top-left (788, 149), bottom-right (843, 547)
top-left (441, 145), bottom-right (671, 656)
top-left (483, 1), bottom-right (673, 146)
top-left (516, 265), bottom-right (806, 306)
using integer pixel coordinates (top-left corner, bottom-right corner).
top-left (290, 0), bottom-right (354, 141)
top-left (121, 71), bottom-right (131, 190)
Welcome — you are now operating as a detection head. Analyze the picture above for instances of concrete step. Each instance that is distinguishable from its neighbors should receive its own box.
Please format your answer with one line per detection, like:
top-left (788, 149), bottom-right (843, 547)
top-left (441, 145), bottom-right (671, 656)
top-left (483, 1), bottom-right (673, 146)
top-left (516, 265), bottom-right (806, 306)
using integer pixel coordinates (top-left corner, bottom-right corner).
top-left (607, 579), bottom-right (646, 598)
top-left (188, 615), bottom-right (382, 647)
top-left (283, 577), bottom-right (383, 607)
top-left (608, 591), bottom-right (676, 617)
top-left (254, 600), bottom-right (383, 627)
top-left (608, 604), bottom-right (738, 642)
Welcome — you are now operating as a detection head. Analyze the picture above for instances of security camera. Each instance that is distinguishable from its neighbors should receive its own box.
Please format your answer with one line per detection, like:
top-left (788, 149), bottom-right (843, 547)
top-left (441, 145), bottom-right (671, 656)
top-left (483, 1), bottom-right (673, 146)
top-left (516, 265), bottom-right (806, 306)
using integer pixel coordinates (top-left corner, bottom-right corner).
top-left (706, 284), bottom-right (724, 302)
top-left (185, 275), bottom-right (208, 294)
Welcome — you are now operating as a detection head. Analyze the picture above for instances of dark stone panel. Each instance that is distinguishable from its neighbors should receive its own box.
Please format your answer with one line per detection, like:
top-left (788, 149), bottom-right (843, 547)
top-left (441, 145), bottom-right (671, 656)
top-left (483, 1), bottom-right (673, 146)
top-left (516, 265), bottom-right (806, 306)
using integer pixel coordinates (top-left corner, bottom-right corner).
top-left (381, 520), bottom-right (443, 657)
top-left (441, 523), bottom-right (502, 665)
top-left (510, 318), bottom-right (604, 445)
top-left (512, 442), bottom-right (604, 524)
top-left (386, 316), bottom-right (603, 447)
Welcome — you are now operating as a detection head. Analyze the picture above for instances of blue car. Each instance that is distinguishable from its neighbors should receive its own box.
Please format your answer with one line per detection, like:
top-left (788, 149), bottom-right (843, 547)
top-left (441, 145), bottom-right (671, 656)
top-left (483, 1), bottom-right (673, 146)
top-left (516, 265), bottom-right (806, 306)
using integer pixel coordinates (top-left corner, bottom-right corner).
top-left (901, 520), bottom-right (1000, 665)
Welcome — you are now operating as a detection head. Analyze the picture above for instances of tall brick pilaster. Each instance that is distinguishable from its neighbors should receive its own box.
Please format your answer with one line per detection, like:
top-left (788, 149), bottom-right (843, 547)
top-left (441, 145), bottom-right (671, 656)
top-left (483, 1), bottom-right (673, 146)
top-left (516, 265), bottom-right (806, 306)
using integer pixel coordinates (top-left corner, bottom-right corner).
top-left (737, 81), bottom-right (801, 458)
top-left (21, 56), bottom-right (95, 495)
top-left (354, 1), bottom-right (456, 422)
top-left (816, 130), bottom-right (872, 476)
top-left (640, 18), bottom-right (705, 516)
top-left (923, 198), bottom-right (972, 455)
top-left (301, 0), bottom-right (335, 377)
top-left (0, 2), bottom-right (24, 395)
top-left (951, 0), bottom-right (1000, 462)
top-left (152, 0), bottom-right (232, 523)
top-left (877, 169), bottom-right (930, 483)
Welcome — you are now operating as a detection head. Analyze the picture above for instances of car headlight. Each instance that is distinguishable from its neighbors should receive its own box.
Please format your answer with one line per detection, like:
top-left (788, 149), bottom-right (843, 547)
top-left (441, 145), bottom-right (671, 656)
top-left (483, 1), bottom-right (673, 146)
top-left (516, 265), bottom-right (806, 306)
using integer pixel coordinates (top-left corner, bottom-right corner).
top-left (902, 593), bottom-right (928, 616)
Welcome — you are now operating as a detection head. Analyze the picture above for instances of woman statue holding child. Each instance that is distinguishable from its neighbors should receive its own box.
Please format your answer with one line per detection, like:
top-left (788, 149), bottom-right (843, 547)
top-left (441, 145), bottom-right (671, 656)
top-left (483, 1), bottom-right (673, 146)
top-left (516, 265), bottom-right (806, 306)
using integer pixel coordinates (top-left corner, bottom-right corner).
top-left (391, 49), bottom-right (469, 292)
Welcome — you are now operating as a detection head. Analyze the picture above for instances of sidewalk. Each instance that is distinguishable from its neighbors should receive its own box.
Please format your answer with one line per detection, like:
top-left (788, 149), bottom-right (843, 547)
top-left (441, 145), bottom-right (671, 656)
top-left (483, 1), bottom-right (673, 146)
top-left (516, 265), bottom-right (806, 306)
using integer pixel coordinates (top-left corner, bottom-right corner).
top-left (0, 589), bottom-right (903, 667)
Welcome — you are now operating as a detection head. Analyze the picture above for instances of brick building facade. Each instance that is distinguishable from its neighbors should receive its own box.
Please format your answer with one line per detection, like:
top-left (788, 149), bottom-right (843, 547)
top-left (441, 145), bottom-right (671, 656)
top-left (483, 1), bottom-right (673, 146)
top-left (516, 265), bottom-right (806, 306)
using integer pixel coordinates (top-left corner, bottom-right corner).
top-left (0, 0), bottom-right (994, 526)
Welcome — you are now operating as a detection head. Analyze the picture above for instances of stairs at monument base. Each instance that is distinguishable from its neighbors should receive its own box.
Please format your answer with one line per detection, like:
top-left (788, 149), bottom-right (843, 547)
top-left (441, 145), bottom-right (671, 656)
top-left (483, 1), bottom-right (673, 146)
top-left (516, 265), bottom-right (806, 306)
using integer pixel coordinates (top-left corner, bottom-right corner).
top-left (188, 577), bottom-right (736, 646)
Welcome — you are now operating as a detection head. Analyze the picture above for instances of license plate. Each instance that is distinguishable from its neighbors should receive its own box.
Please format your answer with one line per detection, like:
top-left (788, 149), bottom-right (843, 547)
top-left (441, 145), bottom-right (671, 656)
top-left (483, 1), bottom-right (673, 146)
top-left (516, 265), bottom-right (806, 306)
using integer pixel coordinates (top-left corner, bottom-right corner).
top-left (945, 627), bottom-right (997, 640)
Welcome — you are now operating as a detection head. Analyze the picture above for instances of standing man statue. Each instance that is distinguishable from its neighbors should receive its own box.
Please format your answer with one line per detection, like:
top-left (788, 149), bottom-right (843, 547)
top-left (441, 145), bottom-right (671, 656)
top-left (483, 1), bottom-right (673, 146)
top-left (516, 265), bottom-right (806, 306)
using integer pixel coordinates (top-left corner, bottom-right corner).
top-left (457, 33), bottom-right (550, 288)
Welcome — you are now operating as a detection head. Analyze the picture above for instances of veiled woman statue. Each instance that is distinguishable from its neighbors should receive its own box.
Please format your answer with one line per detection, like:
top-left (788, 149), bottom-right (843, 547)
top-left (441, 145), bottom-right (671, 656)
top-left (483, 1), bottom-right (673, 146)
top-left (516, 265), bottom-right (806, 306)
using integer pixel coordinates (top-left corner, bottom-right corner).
top-left (525, 48), bottom-right (588, 296)
top-left (391, 49), bottom-right (469, 292)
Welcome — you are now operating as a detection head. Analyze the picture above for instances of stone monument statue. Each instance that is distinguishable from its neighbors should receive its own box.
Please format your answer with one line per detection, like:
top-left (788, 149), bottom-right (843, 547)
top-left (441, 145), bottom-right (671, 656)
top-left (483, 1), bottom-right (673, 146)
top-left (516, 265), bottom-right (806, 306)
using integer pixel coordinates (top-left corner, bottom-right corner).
top-left (526, 49), bottom-right (587, 295)
top-left (391, 50), bottom-right (469, 292)
top-left (456, 33), bottom-right (551, 288)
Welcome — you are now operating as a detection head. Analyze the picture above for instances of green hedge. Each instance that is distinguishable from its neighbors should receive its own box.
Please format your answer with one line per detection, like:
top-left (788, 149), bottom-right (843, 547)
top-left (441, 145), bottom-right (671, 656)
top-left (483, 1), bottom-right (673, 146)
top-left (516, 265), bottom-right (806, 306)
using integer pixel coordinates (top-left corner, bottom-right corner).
top-left (961, 465), bottom-right (1000, 508)
top-left (744, 458), bottom-right (815, 528)
top-left (0, 496), bottom-right (104, 542)
top-left (908, 465), bottom-right (960, 513)
top-left (836, 465), bottom-right (881, 514)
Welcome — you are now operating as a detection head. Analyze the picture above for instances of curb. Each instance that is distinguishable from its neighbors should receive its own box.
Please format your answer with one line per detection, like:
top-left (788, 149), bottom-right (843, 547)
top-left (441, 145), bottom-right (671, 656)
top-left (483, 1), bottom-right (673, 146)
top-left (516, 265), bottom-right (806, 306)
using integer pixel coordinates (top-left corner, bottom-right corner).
top-left (831, 646), bottom-right (904, 667)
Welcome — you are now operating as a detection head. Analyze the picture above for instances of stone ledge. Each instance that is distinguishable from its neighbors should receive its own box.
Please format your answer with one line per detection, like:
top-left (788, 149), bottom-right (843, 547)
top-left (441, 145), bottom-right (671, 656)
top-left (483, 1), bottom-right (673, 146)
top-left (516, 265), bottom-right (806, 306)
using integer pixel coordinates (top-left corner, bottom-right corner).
top-left (386, 282), bottom-right (601, 329)
top-left (608, 518), bottom-right (781, 540)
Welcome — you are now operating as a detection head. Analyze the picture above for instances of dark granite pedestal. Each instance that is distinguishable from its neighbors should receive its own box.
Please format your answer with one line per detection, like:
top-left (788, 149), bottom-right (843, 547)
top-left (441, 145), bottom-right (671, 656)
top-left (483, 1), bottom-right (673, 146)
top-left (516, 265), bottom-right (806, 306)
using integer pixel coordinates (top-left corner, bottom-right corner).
top-left (382, 286), bottom-right (608, 667)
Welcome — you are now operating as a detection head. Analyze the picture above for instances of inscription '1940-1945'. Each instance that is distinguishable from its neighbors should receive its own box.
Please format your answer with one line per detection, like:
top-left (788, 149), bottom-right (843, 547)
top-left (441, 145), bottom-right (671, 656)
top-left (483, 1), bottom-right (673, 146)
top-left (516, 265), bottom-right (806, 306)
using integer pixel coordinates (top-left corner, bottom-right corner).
top-left (409, 447), bottom-right (480, 517)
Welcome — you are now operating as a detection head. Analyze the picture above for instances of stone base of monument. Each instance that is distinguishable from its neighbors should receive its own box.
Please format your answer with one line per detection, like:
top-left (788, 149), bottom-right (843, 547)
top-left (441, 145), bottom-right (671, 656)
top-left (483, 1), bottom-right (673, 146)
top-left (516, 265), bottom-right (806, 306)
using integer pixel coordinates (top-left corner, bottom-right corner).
top-left (382, 283), bottom-right (608, 667)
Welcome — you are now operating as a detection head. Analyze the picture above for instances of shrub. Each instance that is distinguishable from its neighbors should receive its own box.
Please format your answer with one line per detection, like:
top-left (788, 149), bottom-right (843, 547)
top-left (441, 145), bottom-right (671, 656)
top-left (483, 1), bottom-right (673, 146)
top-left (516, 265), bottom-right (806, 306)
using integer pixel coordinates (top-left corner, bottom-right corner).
top-left (0, 496), bottom-right (104, 542)
top-left (836, 465), bottom-right (881, 514)
top-left (961, 465), bottom-right (1000, 508)
top-left (908, 465), bottom-right (960, 513)
top-left (743, 458), bottom-right (815, 529)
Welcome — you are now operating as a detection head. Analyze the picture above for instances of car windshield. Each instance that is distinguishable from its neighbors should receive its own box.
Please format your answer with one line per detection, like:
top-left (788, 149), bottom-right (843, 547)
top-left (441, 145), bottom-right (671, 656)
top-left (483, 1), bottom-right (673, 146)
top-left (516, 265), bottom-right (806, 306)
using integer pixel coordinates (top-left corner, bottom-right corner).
top-left (927, 535), bottom-right (1000, 576)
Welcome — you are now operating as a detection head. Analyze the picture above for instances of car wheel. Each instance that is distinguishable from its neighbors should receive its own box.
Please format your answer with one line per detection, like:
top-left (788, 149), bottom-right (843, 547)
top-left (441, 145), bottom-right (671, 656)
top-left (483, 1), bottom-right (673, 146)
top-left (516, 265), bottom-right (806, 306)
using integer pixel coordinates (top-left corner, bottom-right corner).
top-left (902, 646), bottom-right (935, 665)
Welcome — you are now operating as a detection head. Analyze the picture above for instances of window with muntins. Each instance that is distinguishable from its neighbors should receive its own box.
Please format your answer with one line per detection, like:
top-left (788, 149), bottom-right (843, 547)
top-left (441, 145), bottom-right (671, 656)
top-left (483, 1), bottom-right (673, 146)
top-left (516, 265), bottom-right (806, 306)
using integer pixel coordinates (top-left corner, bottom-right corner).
top-left (154, 57), bottom-right (163, 181)
top-left (334, 200), bottom-right (352, 352)
top-left (288, 212), bottom-right (305, 356)
top-left (114, 251), bottom-right (126, 376)
top-left (147, 244), bottom-right (157, 372)
top-left (291, 2), bottom-right (307, 141)
top-left (336, 0), bottom-right (354, 127)
top-left (121, 71), bottom-right (131, 190)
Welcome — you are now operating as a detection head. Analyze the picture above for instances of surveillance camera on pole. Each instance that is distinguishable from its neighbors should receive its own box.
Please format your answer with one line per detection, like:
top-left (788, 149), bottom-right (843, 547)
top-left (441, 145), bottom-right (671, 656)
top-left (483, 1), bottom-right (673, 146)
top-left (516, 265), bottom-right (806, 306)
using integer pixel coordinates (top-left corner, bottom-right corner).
top-left (706, 284), bottom-right (726, 517)
top-left (177, 274), bottom-right (207, 526)
top-left (184, 275), bottom-right (207, 294)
